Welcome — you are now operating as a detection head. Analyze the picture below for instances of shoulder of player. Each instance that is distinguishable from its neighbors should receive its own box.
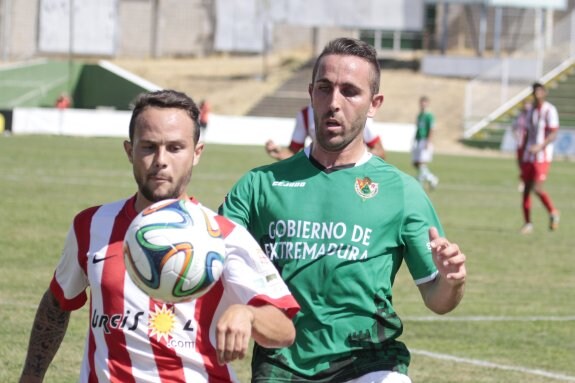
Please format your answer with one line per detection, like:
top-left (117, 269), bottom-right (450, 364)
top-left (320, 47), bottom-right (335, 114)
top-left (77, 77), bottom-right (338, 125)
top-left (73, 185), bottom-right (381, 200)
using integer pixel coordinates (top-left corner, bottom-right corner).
top-left (73, 197), bottom-right (132, 224)
top-left (369, 159), bottom-right (420, 186)
top-left (252, 151), bottom-right (307, 174)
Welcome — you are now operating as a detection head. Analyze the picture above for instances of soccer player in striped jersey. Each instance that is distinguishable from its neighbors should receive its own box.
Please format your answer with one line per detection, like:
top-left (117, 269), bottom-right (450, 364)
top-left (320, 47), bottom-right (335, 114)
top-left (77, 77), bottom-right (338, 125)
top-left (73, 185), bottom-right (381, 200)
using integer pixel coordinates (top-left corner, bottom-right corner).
top-left (220, 37), bottom-right (467, 383)
top-left (19, 90), bottom-right (299, 383)
top-left (265, 104), bottom-right (386, 160)
top-left (518, 82), bottom-right (560, 234)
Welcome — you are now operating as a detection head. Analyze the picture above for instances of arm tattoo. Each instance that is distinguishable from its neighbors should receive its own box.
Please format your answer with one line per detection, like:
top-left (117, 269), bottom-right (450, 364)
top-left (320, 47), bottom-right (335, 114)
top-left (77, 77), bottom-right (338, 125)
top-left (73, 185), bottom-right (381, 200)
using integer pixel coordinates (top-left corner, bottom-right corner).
top-left (20, 290), bottom-right (71, 380)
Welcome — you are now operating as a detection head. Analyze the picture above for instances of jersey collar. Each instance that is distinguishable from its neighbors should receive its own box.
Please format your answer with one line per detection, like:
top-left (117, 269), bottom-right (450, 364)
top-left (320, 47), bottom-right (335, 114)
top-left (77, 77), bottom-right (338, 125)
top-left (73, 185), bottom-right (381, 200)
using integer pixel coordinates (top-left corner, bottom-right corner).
top-left (304, 145), bottom-right (372, 173)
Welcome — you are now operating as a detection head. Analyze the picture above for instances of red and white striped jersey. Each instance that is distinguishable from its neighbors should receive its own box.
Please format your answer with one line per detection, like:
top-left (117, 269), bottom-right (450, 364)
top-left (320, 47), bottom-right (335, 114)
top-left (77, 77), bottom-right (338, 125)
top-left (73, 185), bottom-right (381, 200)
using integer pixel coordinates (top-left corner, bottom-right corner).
top-left (521, 101), bottom-right (559, 164)
top-left (50, 195), bottom-right (299, 383)
top-left (288, 105), bottom-right (381, 153)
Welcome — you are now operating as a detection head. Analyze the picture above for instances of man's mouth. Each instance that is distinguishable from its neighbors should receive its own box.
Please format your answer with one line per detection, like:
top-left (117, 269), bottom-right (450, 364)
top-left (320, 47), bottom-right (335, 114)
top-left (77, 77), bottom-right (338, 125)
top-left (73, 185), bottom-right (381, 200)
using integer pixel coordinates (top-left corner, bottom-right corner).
top-left (149, 174), bottom-right (170, 182)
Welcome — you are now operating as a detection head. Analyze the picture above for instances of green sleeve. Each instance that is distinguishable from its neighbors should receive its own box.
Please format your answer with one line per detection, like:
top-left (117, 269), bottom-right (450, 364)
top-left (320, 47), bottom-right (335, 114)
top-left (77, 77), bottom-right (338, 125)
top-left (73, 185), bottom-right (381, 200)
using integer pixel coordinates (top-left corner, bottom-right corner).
top-left (218, 171), bottom-right (254, 230)
top-left (400, 177), bottom-right (442, 284)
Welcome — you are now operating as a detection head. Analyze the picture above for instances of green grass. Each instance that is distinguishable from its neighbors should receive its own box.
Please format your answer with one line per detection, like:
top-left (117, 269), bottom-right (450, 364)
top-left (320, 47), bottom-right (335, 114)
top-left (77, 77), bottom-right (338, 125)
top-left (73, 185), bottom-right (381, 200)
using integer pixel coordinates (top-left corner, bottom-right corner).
top-left (1, 135), bottom-right (574, 383)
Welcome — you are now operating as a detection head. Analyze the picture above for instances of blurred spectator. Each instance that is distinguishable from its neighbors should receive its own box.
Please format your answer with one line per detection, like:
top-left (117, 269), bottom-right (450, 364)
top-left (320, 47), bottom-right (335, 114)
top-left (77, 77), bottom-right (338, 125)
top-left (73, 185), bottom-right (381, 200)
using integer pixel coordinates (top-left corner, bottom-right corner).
top-left (55, 93), bottom-right (72, 109)
top-left (199, 99), bottom-right (210, 133)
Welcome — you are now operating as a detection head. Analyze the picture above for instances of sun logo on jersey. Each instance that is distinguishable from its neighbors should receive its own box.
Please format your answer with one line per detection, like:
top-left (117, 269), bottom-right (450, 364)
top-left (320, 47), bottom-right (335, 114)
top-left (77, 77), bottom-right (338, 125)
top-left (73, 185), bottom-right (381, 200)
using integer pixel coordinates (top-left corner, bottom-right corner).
top-left (355, 177), bottom-right (378, 200)
top-left (149, 303), bottom-right (176, 343)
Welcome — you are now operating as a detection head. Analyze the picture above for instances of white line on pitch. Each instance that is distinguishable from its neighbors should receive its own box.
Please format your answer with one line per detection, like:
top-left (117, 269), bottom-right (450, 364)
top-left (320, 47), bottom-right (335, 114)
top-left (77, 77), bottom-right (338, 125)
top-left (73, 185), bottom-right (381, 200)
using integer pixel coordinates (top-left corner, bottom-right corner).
top-left (411, 349), bottom-right (575, 382)
top-left (403, 315), bottom-right (575, 322)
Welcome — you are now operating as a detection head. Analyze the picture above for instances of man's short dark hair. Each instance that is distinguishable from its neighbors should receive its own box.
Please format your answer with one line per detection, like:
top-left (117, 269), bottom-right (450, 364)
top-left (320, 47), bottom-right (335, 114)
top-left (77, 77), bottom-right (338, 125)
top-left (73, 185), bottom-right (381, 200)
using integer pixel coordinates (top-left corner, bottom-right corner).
top-left (128, 89), bottom-right (201, 143)
top-left (532, 82), bottom-right (545, 92)
top-left (311, 37), bottom-right (381, 96)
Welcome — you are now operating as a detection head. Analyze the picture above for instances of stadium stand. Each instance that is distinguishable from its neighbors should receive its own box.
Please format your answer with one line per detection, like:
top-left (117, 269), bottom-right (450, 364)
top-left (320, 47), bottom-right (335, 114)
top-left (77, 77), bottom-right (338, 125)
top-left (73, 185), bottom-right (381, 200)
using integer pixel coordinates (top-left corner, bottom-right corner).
top-left (462, 63), bottom-right (575, 149)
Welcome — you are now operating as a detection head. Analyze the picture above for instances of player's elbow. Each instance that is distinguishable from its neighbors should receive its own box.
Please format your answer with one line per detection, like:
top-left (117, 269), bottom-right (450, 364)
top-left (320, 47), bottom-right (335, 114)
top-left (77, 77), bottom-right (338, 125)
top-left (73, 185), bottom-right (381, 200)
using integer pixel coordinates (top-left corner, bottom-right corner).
top-left (253, 317), bottom-right (296, 348)
top-left (426, 301), bottom-right (458, 315)
top-left (265, 324), bottom-right (296, 348)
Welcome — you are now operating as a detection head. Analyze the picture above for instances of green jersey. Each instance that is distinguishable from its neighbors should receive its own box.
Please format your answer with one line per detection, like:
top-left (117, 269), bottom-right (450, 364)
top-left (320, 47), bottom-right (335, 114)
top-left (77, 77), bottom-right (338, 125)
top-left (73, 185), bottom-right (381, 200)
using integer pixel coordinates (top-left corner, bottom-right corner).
top-left (220, 150), bottom-right (442, 382)
top-left (415, 111), bottom-right (435, 141)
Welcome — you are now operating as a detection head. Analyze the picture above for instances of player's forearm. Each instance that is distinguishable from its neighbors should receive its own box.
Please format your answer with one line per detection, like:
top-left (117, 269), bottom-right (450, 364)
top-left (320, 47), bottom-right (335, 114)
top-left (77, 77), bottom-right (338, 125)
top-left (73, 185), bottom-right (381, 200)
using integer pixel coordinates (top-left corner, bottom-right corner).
top-left (420, 275), bottom-right (465, 315)
top-left (20, 290), bottom-right (70, 383)
top-left (250, 305), bottom-right (295, 348)
top-left (543, 130), bottom-right (558, 147)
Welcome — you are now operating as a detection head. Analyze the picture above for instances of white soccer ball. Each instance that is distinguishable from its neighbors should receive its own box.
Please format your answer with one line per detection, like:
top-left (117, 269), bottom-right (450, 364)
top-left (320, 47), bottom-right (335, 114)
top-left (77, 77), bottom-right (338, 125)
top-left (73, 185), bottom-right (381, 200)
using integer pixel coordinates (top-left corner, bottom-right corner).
top-left (123, 199), bottom-right (226, 303)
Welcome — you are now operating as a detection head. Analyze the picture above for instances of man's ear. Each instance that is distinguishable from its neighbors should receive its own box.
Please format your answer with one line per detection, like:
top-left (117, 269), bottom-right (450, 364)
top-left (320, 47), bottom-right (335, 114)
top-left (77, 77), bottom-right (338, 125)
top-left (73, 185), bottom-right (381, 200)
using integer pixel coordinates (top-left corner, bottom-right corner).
top-left (368, 93), bottom-right (384, 118)
top-left (193, 142), bottom-right (205, 166)
top-left (123, 140), bottom-right (134, 164)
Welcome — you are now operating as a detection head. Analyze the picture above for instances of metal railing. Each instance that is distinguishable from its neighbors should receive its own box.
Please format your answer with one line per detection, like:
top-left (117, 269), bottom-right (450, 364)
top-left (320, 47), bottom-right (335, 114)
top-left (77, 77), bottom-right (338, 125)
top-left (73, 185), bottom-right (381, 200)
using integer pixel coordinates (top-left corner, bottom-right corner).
top-left (463, 9), bottom-right (575, 139)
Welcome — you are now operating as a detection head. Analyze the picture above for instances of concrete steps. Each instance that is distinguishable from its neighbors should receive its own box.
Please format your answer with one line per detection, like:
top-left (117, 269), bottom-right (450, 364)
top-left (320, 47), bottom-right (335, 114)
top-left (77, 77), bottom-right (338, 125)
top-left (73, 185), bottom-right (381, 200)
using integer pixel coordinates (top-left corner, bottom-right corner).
top-left (247, 61), bottom-right (313, 118)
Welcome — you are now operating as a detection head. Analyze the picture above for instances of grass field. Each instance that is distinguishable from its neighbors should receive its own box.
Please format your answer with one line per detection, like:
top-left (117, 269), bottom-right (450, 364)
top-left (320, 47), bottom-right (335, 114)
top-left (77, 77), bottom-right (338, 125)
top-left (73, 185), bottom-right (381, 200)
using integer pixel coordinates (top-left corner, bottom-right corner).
top-left (1, 135), bottom-right (574, 383)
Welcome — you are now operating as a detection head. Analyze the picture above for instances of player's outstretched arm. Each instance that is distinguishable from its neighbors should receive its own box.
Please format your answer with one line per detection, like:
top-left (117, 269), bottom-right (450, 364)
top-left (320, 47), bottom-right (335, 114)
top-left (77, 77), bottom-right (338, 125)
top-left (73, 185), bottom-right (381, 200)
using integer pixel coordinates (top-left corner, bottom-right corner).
top-left (265, 139), bottom-right (296, 160)
top-left (417, 227), bottom-right (466, 315)
top-left (19, 289), bottom-right (71, 383)
top-left (215, 304), bottom-right (295, 365)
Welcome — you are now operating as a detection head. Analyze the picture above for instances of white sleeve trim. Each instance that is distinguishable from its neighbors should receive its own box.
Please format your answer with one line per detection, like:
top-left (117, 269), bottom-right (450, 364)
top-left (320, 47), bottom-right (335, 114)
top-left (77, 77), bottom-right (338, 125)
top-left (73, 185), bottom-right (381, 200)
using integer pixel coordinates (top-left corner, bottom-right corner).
top-left (414, 270), bottom-right (438, 285)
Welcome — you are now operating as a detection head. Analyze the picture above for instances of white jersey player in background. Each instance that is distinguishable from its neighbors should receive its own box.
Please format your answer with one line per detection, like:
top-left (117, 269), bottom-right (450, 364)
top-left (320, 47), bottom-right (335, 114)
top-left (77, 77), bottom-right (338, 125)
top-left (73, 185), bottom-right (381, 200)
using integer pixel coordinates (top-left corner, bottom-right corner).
top-left (518, 82), bottom-right (560, 234)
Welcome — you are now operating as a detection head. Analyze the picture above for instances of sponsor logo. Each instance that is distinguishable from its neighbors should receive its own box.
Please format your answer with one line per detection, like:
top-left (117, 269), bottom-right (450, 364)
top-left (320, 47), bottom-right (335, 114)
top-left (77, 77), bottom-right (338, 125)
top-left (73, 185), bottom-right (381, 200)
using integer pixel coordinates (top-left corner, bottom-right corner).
top-left (91, 309), bottom-right (144, 334)
top-left (91, 305), bottom-right (197, 349)
top-left (355, 177), bottom-right (378, 200)
top-left (92, 254), bottom-right (116, 264)
top-left (272, 181), bottom-right (306, 188)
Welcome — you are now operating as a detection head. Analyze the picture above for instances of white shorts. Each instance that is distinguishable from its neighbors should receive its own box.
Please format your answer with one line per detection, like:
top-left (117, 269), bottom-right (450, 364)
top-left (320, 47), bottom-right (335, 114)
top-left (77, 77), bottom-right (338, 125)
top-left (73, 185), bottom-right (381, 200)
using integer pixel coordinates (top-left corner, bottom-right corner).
top-left (344, 371), bottom-right (412, 383)
top-left (412, 139), bottom-right (433, 163)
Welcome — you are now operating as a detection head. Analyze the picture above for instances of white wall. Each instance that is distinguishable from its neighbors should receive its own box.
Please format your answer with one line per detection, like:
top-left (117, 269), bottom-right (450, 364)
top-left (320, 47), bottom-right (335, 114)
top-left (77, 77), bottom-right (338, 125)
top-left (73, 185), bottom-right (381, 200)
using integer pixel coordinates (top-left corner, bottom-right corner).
top-left (11, 108), bottom-right (416, 152)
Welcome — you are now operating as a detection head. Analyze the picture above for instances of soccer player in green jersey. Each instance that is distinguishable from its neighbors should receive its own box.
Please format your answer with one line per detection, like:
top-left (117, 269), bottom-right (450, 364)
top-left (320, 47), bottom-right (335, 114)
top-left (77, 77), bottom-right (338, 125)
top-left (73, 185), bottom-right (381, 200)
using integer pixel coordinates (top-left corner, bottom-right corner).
top-left (412, 95), bottom-right (439, 189)
top-left (220, 37), bottom-right (467, 383)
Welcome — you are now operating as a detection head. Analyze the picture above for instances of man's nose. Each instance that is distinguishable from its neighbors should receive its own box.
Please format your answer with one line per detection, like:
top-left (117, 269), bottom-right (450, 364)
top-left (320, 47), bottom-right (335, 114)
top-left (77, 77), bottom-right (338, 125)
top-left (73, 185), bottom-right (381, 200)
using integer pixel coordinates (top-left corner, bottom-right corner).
top-left (154, 148), bottom-right (168, 168)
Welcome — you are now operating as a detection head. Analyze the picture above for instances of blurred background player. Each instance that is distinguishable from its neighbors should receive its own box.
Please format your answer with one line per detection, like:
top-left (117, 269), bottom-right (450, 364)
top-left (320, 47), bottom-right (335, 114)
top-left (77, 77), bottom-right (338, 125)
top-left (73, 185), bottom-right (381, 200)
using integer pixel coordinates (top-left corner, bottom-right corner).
top-left (512, 99), bottom-right (532, 193)
top-left (519, 82), bottom-right (560, 234)
top-left (265, 104), bottom-right (386, 160)
top-left (412, 95), bottom-right (438, 190)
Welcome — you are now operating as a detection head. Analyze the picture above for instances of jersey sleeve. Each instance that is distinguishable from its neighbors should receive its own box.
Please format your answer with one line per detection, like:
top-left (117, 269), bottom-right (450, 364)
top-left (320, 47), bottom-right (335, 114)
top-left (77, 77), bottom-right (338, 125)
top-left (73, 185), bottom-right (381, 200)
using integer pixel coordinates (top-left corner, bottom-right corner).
top-left (547, 104), bottom-right (559, 130)
top-left (429, 113), bottom-right (436, 130)
top-left (288, 108), bottom-right (309, 152)
top-left (363, 117), bottom-right (381, 148)
top-left (218, 171), bottom-right (255, 230)
top-left (220, 218), bottom-right (300, 318)
top-left (400, 177), bottom-right (443, 285)
top-left (49, 219), bottom-right (89, 311)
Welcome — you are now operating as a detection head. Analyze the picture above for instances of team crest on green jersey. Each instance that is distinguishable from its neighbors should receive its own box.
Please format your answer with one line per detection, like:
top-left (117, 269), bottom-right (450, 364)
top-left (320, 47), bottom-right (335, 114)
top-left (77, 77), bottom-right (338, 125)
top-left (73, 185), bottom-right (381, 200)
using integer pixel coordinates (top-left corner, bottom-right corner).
top-left (355, 177), bottom-right (378, 200)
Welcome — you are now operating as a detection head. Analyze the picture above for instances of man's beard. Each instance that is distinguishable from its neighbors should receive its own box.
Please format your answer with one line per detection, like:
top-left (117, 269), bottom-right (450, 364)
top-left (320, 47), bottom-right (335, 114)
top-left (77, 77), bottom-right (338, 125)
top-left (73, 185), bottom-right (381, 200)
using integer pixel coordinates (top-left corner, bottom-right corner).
top-left (136, 171), bottom-right (192, 203)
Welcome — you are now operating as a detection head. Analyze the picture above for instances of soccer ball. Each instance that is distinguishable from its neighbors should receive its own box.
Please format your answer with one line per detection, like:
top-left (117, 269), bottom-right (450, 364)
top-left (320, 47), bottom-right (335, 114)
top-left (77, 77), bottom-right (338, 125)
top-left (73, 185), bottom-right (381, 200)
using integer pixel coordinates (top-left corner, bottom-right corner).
top-left (123, 199), bottom-right (226, 303)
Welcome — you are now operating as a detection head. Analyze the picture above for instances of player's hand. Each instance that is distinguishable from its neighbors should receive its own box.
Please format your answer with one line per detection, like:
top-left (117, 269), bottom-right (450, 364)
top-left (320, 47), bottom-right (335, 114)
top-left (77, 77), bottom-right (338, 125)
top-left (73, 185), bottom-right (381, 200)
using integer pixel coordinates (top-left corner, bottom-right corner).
top-left (528, 144), bottom-right (543, 154)
top-left (215, 304), bottom-right (254, 365)
top-left (428, 227), bottom-right (466, 285)
top-left (265, 139), bottom-right (279, 154)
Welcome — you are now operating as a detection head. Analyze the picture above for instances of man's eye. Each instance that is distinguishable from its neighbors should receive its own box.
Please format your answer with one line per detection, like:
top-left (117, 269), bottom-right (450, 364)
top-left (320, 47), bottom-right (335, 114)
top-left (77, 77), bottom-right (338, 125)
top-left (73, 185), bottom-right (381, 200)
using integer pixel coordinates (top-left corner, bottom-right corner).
top-left (341, 88), bottom-right (359, 97)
